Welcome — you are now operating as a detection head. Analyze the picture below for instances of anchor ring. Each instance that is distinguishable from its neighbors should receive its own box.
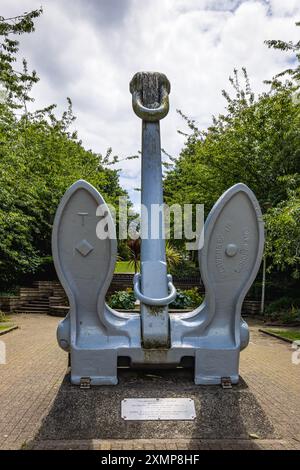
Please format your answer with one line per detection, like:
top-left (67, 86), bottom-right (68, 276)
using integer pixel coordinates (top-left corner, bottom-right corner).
top-left (131, 87), bottom-right (169, 121)
top-left (129, 72), bottom-right (170, 121)
top-left (133, 273), bottom-right (177, 306)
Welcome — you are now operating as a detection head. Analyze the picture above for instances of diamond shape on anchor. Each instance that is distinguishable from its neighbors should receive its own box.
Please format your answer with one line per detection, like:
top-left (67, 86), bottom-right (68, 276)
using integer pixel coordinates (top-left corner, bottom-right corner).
top-left (76, 239), bottom-right (94, 257)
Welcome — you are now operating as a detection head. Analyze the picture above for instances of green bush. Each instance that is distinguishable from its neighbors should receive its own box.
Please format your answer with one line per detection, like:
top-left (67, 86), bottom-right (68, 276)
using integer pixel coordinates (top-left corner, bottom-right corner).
top-left (107, 287), bottom-right (204, 310)
top-left (169, 288), bottom-right (204, 309)
top-left (170, 261), bottom-right (199, 279)
top-left (0, 290), bottom-right (18, 297)
top-left (183, 288), bottom-right (204, 307)
top-left (265, 297), bottom-right (300, 315)
top-left (280, 306), bottom-right (300, 324)
top-left (266, 306), bottom-right (300, 324)
top-left (265, 297), bottom-right (300, 324)
top-left (107, 290), bottom-right (136, 310)
top-left (0, 311), bottom-right (10, 323)
top-left (170, 291), bottom-right (192, 309)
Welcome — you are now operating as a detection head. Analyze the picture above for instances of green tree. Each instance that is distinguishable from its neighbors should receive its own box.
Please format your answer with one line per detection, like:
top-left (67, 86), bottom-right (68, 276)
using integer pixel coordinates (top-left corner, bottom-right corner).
top-left (265, 188), bottom-right (300, 279)
top-left (0, 8), bottom-right (42, 111)
top-left (0, 9), bottom-right (128, 288)
top-left (164, 23), bottom-right (300, 287)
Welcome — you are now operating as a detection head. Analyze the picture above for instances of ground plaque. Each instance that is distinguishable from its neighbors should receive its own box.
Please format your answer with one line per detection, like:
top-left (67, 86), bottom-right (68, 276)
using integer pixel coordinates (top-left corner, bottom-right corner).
top-left (121, 398), bottom-right (196, 421)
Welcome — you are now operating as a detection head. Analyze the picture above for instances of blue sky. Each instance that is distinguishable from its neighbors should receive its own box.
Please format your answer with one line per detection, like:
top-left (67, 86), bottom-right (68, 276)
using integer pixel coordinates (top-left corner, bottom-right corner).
top-left (1, 0), bottom-right (299, 208)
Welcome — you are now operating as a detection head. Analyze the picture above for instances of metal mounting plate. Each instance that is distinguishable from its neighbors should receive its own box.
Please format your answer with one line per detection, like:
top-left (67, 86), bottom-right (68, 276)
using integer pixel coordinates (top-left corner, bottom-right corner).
top-left (221, 377), bottom-right (232, 389)
top-left (80, 377), bottom-right (91, 389)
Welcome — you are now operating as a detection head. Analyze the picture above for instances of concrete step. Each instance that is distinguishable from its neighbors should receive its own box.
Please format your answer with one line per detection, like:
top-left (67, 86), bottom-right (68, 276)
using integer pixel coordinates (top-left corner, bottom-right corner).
top-left (17, 306), bottom-right (49, 311)
top-left (26, 305), bottom-right (49, 308)
top-left (15, 310), bottom-right (47, 315)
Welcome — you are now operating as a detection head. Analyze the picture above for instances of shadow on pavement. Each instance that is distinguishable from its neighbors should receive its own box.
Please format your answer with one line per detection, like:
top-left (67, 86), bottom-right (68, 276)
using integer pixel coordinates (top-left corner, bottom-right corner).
top-left (30, 367), bottom-right (278, 447)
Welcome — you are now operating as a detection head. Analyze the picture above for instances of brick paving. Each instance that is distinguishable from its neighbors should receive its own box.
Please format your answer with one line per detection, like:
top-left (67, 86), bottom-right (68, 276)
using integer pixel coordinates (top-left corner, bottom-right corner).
top-left (0, 315), bottom-right (66, 450)
top-left (0, 315), bottom-right (299, 450)
top-left (29, 438), bottom-right (299, 450)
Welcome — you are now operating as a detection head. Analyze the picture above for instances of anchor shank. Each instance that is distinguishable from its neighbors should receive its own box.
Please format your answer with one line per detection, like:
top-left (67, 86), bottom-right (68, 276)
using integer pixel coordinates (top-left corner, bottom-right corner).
top-left (130, 71), bottom-right (171, 348)
top-left (141, 120), bottom-right (166, 262)
top-left (140, 120), bottom-right (169, 348)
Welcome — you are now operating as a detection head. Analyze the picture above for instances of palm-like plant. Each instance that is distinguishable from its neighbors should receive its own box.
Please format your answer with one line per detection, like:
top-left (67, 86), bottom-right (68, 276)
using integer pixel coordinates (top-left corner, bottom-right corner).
top-left (165, 241), bottom-right (182, 269)
top-left (127, 239), bottom-right (140, 274)
top-left (126, 239), bottom-right (181, 273)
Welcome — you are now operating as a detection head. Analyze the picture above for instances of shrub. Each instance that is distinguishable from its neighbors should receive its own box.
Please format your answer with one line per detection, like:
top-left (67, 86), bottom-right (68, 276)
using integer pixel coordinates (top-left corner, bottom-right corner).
top-left (0, 290), bottom-right (18, 297)
top-left (265, 297), bottom-right (300, 324)
top-left (265, 297), bottom-right (300, 315)
top-left (107, 289), bottom-right (136, 310)
top-left (170, 290), bottom-right (193, 309)
top-left (0, 311), bottom-right (9, 323)
top-left (170, 261), bottom-right (199, 279)
top-left (170, 288), bottom-right (204, 309)
top-left (183, 288), bottom-right (204, 308)
top-left (280, 306), bottom-right (300, 324)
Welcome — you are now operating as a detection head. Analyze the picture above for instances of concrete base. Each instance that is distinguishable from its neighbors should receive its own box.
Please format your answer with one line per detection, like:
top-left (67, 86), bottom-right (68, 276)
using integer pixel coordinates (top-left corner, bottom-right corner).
top-left (34, 369), bottom-right (277, 442)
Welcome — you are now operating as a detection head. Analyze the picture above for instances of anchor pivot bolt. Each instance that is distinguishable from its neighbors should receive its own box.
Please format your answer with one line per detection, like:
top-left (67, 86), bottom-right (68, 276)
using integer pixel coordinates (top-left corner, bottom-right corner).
top-left (225, 243), bottom-right (238, 257)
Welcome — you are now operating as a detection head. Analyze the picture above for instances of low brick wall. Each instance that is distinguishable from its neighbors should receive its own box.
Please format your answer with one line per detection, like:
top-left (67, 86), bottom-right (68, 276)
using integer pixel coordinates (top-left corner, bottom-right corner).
top-left (242, 300), bottom-right (261, 315)
top-left (0, 281), bottom-right (63, 313)
top-left (0, 296), bottom-right (21, 312)
top-left (1, 278), bottom-right (261, 316)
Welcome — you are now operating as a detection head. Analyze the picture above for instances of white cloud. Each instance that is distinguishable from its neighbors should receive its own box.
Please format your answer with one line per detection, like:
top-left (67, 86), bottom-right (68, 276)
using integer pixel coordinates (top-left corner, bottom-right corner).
top-left (270, 0), bottom-right (300, 16)
top-left (1, 0), bottom-right (299, 205)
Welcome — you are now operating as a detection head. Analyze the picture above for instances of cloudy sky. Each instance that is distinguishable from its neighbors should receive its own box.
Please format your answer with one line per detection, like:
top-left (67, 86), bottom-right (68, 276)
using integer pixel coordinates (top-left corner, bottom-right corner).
top-left (1, 0), bottom-right (299, 207)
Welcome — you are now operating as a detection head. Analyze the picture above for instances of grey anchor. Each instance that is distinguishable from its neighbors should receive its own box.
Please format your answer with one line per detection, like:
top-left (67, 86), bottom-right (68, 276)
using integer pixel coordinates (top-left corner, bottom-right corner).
top-left (53, 71), bottom-right (264, 386)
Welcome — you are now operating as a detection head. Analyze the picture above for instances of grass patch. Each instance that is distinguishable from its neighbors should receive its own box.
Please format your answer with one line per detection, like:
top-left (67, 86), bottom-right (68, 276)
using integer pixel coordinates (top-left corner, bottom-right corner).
top-left (114, 261), bottom-right (136, 273)
top-left (0, 311), bottom-right (14, 332)
top-left (0, 323), bottom-right (14, 331)
top-left (265, 329), bottom-right (300, 342)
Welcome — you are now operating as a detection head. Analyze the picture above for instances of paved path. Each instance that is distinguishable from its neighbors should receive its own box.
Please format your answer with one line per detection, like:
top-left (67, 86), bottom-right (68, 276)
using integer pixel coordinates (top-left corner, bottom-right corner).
top-left (0, 315), bottom-right (299, 450)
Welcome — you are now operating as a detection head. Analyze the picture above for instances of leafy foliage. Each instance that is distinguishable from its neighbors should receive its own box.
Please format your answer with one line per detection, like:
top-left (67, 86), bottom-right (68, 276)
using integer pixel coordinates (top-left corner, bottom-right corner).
top-left (0, 310), bottom-right (10, 322)
top-left (170, 288), bottom-right (203, 309)
top-left (265, 189), bottom-right (300, 278)
top-left (107, 289), bottom-right (136, 310)
top-left (183, 288), bottom-right (204, 307)
top-left (264, 21), bottom-right (300, 85)
top-left (265, 296), bottom-right (300, 315)
top-left (165, 241), bottom-right (182, 269)
top-left (170, 290), bottom-right (192, 309)
top-left (164, 24), bottom-right (300, 284)
top-left (0, 10), bottom-right (128, 288)
top-left (165, 71), bottom-right (299, 214)
top-left (169, 260), bottom-right (199, 279)
top-left (265, 299), bottom-right (300, 324)
top-left (0, 9), bottom-right (42, 110)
